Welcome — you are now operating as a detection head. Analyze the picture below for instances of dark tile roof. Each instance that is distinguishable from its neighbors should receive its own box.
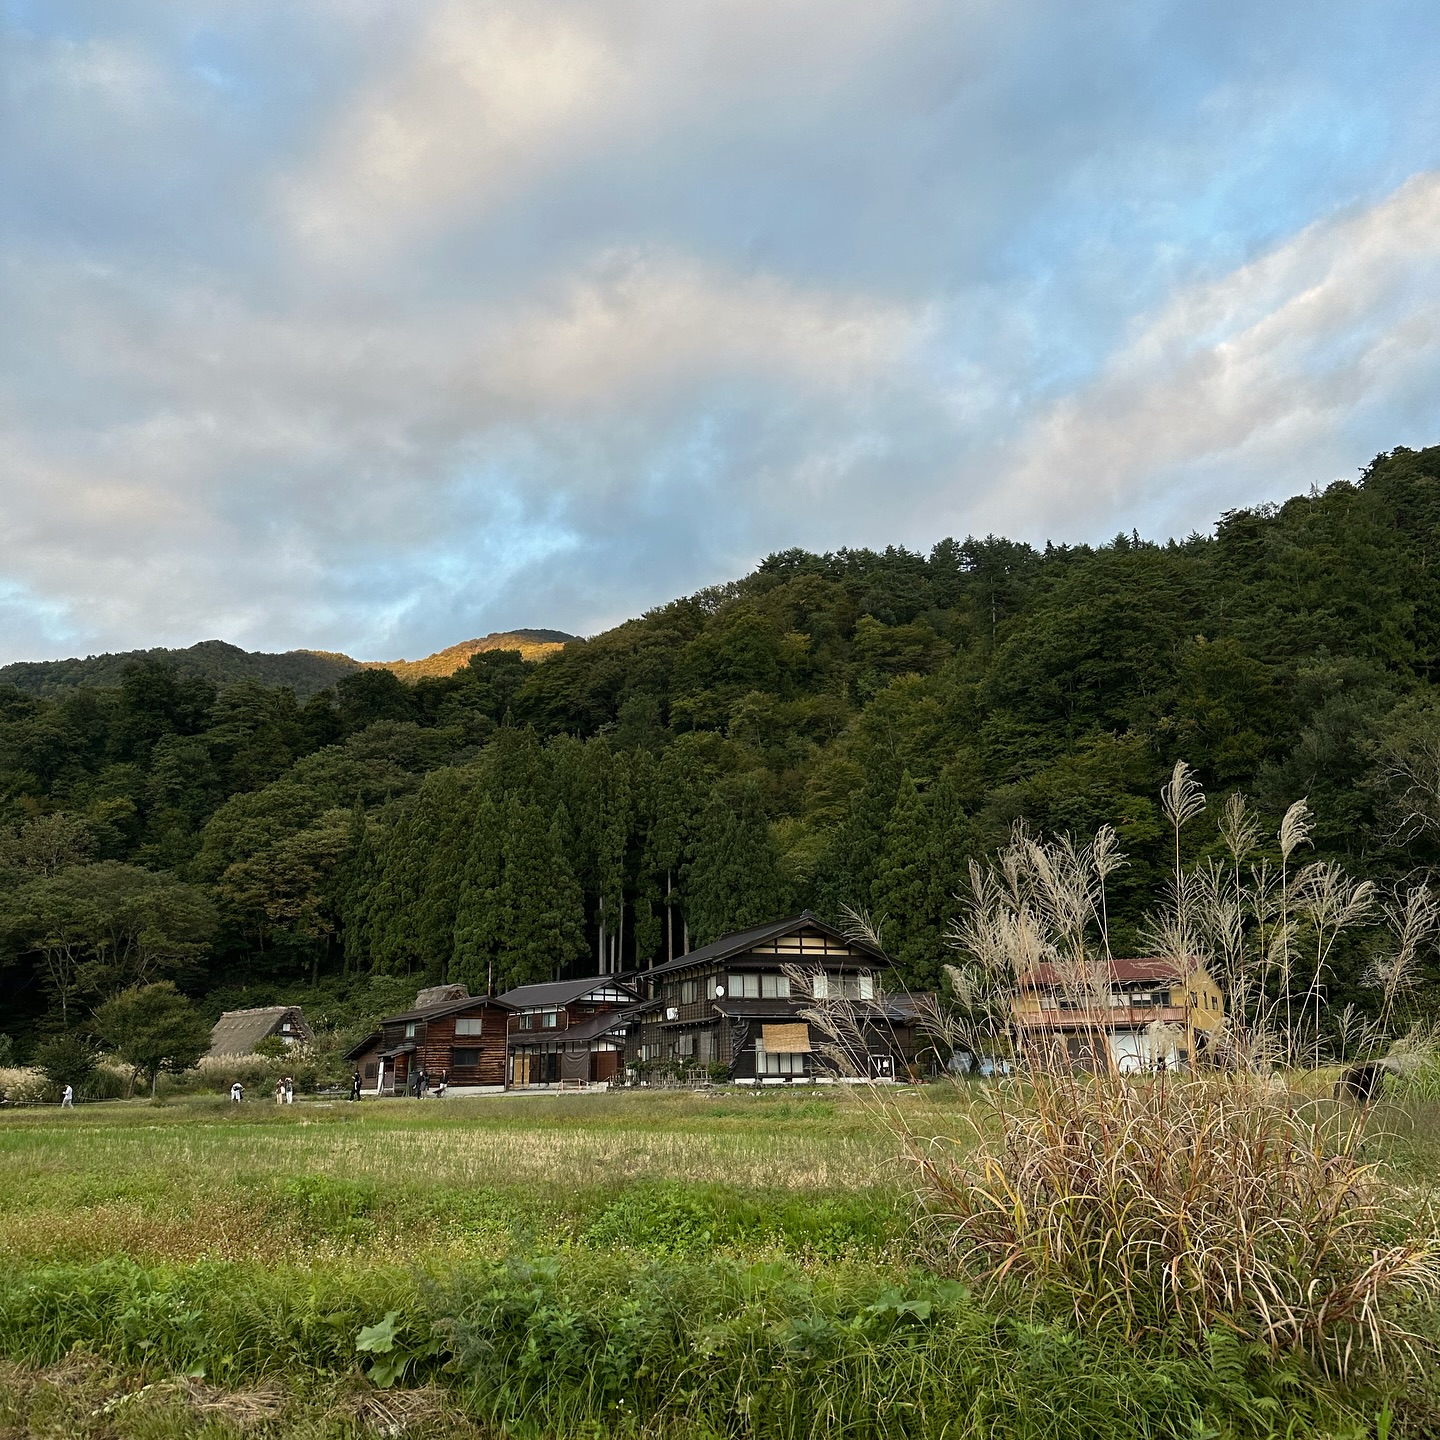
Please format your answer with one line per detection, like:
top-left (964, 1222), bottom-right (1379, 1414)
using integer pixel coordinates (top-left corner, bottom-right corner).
top-left (344, 1031), bottom-right (383, 1061)
top-left (509, 1004), bottom-right (645, 1047)
top-left (640, 912), bottom-right (890, 980)
top-left (497, 976), bottom-right (643, 1010)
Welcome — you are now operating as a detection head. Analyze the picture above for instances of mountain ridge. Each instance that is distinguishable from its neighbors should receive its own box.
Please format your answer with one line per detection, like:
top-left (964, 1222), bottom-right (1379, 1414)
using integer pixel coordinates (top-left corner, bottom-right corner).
top-left (0, 630), bottom-right (575, 699)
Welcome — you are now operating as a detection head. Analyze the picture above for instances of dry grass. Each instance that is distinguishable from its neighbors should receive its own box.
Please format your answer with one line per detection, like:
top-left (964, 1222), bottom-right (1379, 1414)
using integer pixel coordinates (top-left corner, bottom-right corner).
top-left (910, 1070), bottom-right (1440, 1373)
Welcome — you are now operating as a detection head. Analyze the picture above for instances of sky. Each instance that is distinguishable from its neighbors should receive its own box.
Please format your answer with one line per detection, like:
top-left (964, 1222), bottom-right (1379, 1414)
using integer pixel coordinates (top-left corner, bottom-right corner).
top-left (3, 1), bottom-right (1440, 664)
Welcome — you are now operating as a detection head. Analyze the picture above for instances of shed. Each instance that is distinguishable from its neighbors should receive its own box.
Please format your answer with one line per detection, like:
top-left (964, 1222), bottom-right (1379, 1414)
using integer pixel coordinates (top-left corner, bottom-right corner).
top-left (207, 1005), bottom-right (312, 1059)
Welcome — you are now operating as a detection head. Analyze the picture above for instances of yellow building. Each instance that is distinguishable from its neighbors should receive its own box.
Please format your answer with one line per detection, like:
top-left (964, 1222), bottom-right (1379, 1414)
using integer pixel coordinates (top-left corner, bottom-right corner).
top-left (1012, 957), bottom-right (1225, 1072)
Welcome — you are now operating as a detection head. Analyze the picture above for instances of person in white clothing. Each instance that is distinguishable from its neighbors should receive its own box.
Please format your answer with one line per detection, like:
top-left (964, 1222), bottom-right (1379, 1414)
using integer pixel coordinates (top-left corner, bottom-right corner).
top-left (60, 1083), bottom-right (74, 1108)
top-left (230, 1081), bottom-right (243, 1103)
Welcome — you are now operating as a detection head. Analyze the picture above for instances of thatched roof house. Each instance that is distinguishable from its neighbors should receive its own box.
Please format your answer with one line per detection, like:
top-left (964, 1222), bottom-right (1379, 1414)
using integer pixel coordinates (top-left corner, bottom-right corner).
top-left (207, 1005), bottom-right (312, 1059)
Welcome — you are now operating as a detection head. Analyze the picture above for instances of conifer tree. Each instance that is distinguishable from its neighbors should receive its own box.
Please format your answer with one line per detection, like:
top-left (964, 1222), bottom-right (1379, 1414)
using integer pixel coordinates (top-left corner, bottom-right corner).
top-left (869, 768), bottom-right (973, 990)
top-left (451, 795), bottom-right (502, 994)
top-left (493, 797), bottom-right (586, 990)
top-left (684, 785), bottom-right (786, 946)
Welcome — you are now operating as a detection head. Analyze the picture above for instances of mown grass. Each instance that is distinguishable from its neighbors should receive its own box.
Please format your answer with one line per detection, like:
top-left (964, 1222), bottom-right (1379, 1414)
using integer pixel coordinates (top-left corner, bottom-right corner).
top-left (1, 1087), bottom-right (1437, 1438)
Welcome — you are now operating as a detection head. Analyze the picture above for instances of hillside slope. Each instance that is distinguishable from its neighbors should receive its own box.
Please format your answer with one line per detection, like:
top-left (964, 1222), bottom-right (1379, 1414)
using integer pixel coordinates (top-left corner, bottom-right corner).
top-left (0, 640), bottom-right (359, 699)
top-left (371, 630), bottom-right (574, 680)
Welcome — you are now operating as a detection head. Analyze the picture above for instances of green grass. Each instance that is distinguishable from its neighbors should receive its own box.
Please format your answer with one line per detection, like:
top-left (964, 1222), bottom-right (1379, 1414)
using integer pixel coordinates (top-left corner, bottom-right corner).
top-left (0, 1088), bottom-right (1435, 1438)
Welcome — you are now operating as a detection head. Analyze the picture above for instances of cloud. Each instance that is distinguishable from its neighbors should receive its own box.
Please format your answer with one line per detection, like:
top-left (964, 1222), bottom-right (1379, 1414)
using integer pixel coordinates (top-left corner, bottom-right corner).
top-left (2, 0), bottom-right (1440, 663)
top-left (978, 172), bottom-right (1440, 539)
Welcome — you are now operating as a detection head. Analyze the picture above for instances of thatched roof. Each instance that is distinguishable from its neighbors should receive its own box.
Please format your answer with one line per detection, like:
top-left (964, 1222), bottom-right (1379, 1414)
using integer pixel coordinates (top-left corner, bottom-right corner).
top-left (207, 1006), bottom-right (312, 1058)
top-left (414, 983), bottom-right (469, 1009)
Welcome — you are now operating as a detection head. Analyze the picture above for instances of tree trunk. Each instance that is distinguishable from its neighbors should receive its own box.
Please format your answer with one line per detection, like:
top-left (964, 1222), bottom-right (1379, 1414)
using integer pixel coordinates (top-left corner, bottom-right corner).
top-left (665, 872), bottom-right (673, 964)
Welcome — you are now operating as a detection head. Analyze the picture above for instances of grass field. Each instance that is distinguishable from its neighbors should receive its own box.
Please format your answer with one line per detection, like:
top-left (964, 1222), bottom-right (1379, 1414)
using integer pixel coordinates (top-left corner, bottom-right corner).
top-left (0, 1086), bottom-right (1436, 1438)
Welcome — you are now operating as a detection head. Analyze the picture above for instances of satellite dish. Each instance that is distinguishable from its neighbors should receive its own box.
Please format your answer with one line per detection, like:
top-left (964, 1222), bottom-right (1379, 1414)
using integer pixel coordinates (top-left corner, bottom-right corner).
top-left (714, 985), bottom-right (726, 997)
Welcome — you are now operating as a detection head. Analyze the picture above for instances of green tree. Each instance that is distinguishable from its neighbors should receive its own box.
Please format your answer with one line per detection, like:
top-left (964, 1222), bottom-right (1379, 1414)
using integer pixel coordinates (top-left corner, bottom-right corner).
top-left (492, 798), bottom-right (587, 991)
top-left (93, 982), bottom-right (212, 1098)
top-left (684, 787), bottom-right (787, 946)
top-left (32, 1032), bottom-right (98, 1098)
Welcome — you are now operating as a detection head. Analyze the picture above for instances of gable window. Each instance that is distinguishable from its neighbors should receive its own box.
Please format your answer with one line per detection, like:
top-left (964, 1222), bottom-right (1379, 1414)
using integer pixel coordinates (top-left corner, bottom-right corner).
top-left (455, 1017), bottom-right (484, 1036)
top-left (404, 1022), bottom-right (418, 1039)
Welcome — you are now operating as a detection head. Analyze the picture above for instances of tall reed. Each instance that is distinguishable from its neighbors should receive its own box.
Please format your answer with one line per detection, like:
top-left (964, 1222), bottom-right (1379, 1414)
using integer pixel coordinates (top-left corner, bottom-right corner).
top-left (812, 772), bottom-right (1440, 1374)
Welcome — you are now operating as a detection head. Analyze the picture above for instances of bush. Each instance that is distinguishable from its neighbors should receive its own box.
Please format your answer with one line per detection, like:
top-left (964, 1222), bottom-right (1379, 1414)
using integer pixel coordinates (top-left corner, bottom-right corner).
top-left (31, 1034), bottom-right (98, 1099)
top-left (913, 1071), bottom-right (1440, 1373)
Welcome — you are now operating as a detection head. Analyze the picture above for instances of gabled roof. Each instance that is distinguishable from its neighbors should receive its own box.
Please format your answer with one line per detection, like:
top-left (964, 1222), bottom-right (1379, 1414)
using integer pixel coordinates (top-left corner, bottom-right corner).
top-left (206, 1005), bottom-right (311, 1058)
top-left (344, 1031), bottom-right (382, 1061)
top-left (383, 993), bottom-right (514, 1025)
top-left (1019, 958), bottom-right (1201, 989)
top-left (641, 912), bottom-right (890, 980)
top-left (497, 976), bottom-right (643, 1010)
top-left (510, 1004), bottom-right (645, 1047)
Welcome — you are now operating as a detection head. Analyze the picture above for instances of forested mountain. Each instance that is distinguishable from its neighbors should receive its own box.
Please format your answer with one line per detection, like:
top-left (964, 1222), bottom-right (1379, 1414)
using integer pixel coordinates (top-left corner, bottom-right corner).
top-left (0, 630), bottom-right (577, 700)
top-left (0, 640), bottom-right (359, 699)
top-left (378, 630), bottom-right (575, 680)
top-left (5, 445), bottom-right (1440, 1053)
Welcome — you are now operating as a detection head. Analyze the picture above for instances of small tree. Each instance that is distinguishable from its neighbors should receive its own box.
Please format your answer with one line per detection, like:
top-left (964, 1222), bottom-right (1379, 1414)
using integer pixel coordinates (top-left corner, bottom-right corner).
top-left (32, 1032), bottom-right (98, 1099)
top-left (93, 982), bottom-right (212, 1098)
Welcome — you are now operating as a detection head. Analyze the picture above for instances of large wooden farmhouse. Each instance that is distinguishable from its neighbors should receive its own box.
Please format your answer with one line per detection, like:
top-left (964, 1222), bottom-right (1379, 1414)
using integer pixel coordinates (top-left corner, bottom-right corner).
top-left (1011, 956), bottom-right (1225, 1072)
top-left (345, 984), bottom-right (510, 1093)
top-left (627, 912), bottom-right (925, 1082)
top-left (499, 977), bottom-right (644, 1088)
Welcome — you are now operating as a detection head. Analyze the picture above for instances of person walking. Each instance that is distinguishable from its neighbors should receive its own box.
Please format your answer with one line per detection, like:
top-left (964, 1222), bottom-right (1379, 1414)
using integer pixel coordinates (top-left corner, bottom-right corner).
top-left (230, 1081), bottom-right (244, 1104)
top-left (349, 1070), bottom-right (362, 1101)
top-left (283, 1075), bottom-right (295, 1104)
top-left (60, 1083), bottom-right (74, 1108)
top-left (436, 1073), bottom-right (448, 1099)
top-left (274, 1077), bottom-right (285, 1105)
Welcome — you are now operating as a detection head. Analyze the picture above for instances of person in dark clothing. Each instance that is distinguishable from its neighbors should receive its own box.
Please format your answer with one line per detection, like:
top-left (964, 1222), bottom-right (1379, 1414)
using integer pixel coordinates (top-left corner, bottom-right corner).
top-left (349, 1071), bottom-right (362, 1101)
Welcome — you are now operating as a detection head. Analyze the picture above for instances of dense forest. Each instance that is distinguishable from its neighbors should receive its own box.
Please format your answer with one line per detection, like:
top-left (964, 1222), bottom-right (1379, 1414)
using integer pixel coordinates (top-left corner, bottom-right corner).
top-left (6, 445), bottom-right (1440, 1055)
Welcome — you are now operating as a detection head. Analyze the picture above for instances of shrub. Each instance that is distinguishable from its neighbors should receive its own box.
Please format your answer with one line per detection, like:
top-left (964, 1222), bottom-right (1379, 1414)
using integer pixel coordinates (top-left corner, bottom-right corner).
top-left (911, 1071), bottom-right (1440, 1373)
top-left (31, 1034), bottom-right (98, 1100)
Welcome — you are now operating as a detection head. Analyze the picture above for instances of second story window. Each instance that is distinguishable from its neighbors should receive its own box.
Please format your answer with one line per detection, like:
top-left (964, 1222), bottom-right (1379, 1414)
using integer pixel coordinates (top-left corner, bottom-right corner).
top-left (405, 1022), bottom-right (417, 1039)
top-left (679, 979), bottom-right (701, 1005)
top-left (455, 1017), bottom-right (484, 1036)
top-left (541, 1010), bottom-right (559, 1029)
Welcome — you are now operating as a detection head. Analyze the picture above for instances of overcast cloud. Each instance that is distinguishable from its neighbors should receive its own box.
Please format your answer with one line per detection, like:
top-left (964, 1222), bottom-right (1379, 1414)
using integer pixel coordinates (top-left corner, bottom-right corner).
top-left (3, 0), bottom-right (1439, 662)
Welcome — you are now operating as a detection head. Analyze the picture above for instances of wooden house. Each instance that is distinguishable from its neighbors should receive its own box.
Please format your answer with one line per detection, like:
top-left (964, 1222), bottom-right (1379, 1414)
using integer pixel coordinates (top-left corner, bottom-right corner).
top-left (206, 1005), bottom-right (312, 1059)
top-left (627, 913), bottom-right (922, 1083)
top-left (500, 977), bottom-right (644, 1088)
top-left (347, 985), bottom-right (512, 1094)
top-left (1011, 957), bottom-right (1225, 1072)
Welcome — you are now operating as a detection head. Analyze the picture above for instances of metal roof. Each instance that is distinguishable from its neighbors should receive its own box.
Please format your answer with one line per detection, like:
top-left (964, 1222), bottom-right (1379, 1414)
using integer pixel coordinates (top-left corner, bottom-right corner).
top-left (497, 976), bottom-right (643, 1010)
top-left (639, 912), bottom-right (890, 980)
top-left (206, 1005), bottom-right (312, 1058)
top-left (1019, 958), bottom-right (1200, 989)
top-left (382, 994), bottom-right (515, 1025)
